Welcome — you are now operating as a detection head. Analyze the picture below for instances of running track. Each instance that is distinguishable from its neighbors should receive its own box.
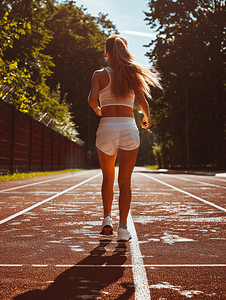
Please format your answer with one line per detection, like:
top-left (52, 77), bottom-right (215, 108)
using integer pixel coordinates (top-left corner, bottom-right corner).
top-left (0, 167), bottom-right (226, 299)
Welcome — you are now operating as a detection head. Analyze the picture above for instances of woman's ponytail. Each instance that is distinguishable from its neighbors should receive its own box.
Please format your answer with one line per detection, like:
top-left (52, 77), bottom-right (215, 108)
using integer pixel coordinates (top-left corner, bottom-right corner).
top-left (106, 34), bottom-right (162, 99)
top-left (113, 37), bottom-right (132, 66)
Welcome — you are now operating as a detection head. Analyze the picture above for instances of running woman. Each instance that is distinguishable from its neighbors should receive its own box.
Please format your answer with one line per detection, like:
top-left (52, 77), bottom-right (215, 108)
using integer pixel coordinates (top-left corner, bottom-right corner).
top-left (88, 34), bottom-right (162, 241)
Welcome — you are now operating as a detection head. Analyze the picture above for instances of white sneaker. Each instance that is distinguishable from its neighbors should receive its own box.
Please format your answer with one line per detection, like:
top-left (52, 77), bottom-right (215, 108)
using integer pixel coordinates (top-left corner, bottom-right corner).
top-left (117, 228), bottom-right (132, 241)
top-left (100, 216), bottom-right (113, 235)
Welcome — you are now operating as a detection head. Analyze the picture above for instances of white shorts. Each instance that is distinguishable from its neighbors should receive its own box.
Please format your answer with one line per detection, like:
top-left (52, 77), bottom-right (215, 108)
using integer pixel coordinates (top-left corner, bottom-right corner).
top-left (96, 117), bottom-right (140, 156)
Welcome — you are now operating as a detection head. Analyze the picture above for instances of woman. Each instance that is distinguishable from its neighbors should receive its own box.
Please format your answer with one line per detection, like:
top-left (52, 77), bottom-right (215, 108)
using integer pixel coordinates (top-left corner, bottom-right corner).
top-left (88, 34), bottom-right (161, 241)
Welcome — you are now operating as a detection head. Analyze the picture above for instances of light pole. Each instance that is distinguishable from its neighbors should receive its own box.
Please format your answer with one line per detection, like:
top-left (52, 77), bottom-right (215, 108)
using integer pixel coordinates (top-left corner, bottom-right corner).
top-left (170, 72), bottom-right (189, 169)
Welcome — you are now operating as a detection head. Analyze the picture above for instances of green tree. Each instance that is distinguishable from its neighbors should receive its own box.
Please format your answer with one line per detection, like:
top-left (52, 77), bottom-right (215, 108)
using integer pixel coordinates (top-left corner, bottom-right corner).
top-left (44, 1), bottom-right (117, 148)
top-left (0, 1), bottom-right (55, 113)
top-left (0, 1), bottom-right (117, 147)
top-left (31, 85), bottom-right (80, 142)
top-left (145, 0), bottom-right (226, 169)
top-left (0, 10), bottom-right (34, 113)
top-left (0, 0), bottom-right (78, 140)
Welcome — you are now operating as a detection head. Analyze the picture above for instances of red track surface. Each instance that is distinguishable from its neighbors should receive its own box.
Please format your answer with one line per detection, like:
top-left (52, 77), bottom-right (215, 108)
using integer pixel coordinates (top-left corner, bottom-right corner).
top-left (0, 167), bottom-right (226, 299)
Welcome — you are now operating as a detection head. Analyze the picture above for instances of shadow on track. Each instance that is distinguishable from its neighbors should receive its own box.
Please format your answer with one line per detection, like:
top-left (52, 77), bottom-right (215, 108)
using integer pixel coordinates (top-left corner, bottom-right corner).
top-left (14, 239), bottom-right (135, 300)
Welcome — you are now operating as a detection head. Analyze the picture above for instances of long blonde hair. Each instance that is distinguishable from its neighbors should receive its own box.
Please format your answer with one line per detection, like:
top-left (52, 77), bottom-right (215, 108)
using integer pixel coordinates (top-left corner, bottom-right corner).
top-left (106, 34), bottom-right (162, 99)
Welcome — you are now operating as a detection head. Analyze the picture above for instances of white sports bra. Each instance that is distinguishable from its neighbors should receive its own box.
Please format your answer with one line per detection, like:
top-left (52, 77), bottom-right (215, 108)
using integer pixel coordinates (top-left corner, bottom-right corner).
top-left (99, 67), bottom-right (135, 109)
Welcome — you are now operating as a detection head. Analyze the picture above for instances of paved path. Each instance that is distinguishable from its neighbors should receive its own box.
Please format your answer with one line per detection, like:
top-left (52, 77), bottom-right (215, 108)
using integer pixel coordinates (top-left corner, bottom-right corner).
top-left (0, 167), bottom-right (226, 299)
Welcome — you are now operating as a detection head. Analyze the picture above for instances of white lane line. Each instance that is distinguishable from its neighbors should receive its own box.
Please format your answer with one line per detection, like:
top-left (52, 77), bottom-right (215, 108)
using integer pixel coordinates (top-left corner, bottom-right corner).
top-left (0, 265), bottom-right (23, 267)
top-left (190, 175), bottom-right (226, 182)
top-left (56, 264), bottom-right (226, 268)
top-left (139, 173), bottom-right (226, 213)
top-left (216, 173), bottom-right (226, 177)
top-left (1, 264), bottom-right (225, 268)
top-left (117, 165), bottom-right (150, 299)
top-left (162, 174), bottom-right (226, 189)
top-left (128, 211), bottom-right (151, 300)
top-left (0, 172), bottom-right (81, 193)
top-left (31, 264), bottom-right (48, 267)
top-left (0, 173), bottom-right (101, 225)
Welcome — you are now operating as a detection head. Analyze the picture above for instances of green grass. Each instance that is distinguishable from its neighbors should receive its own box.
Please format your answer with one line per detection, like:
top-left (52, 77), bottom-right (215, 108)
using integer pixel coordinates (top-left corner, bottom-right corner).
top-left (0, 169), bottom-right (83, 182)
top-left (144, 165), bottom-right (159, 170)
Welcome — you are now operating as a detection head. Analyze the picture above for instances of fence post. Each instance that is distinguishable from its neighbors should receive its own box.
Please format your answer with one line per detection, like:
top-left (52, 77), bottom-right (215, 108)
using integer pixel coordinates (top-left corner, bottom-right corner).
top-left (58, 134), bottom-right (61, 170)
top-left (29, 116), bottom-right (33, 172)
top-left (51, 131), bottom-right (54, 171)
top-left (41, 123), bottom-right (44, 172)
top-left (70, 141), bottom-right (72, 169)
top-left (65, 138), bottom-right (67, 169)
top-left (10, 107), bottom-right (16, 175)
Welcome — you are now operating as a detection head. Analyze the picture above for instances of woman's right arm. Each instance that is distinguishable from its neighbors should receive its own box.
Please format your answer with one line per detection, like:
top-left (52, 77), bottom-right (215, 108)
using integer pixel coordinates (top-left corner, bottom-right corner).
top-left (135, 88), bottom-right (151, 129)
top-left (88, 71), bottom-right (101, 116)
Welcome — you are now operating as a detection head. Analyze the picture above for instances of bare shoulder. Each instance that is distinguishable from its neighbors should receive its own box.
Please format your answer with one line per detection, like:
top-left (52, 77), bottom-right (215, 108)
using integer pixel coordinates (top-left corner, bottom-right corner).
top-left (93, 68), bottom-right (109, 88)
top-left (93, 68), bottom-right (108, 80)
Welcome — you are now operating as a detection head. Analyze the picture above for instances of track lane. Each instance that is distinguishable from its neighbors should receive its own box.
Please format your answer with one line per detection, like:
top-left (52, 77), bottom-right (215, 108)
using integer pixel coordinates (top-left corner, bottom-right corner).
top-left (0, 171), bottom-right (84, 192)
top-left (1, 168), bottom-right (226, 299)
top-left (0, 173), bottom-right (75, 193)
top-left (161, 173), bottom-right (226, 189)
top-left (0, 170), bottom-right (100, 221)
top-left (139, 172), bottom-right (226, 212)
top-left (0, 173), bottom-right (101, 224)
top-left (0, 169), bottom-right (148, 300)
top-left (131, 169), bottom-right (226, 298)
top-left (136, 169), bottom-right (226, 211)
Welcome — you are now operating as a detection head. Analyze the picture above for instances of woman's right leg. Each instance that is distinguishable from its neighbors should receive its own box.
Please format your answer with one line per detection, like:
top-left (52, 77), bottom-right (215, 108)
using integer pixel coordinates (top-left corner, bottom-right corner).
top-left (97, 148), bottom-right (117, 216)
top-left (118, 147), bottom-right (139, 225)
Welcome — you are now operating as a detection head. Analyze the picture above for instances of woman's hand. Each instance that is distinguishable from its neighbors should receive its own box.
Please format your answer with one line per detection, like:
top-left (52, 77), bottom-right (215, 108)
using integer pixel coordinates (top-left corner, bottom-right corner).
top-left (94, 107), bottom-right (102, 116)
top-left (135, 88), bottom-right (151, 130)
top-left (141, 115), bottom-right (151, 130)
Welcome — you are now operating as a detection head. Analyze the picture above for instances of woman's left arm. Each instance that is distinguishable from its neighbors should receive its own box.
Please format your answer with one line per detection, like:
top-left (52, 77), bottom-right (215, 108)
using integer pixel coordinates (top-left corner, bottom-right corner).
top-left (88, 71), bottom-right (101, 116)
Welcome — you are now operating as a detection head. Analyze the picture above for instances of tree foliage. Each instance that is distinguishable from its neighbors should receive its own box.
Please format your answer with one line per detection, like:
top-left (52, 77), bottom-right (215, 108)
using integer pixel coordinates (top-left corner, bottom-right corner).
top-left (145, 0), bottom-right (226, 168)
top-left (0, 10), bottom-right (34, 112)
top-left (32, 85), bottom-right (81, 143)
top-left (0, 0), bottom-right (117, 147)
top-left (0, 0), bottom-right (55, 113)
top-left (44, 1), bottom-right (117, 146)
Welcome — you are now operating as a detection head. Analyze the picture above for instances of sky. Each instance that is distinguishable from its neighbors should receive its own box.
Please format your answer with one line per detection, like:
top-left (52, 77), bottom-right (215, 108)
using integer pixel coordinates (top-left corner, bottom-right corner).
top-left (71, 0), bottom-right (156, 65)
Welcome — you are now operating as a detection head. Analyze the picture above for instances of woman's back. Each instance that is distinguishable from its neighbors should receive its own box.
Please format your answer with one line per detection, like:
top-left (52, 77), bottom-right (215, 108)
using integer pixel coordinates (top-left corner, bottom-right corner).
top-left (96, 68), bottom-right (134, 118)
